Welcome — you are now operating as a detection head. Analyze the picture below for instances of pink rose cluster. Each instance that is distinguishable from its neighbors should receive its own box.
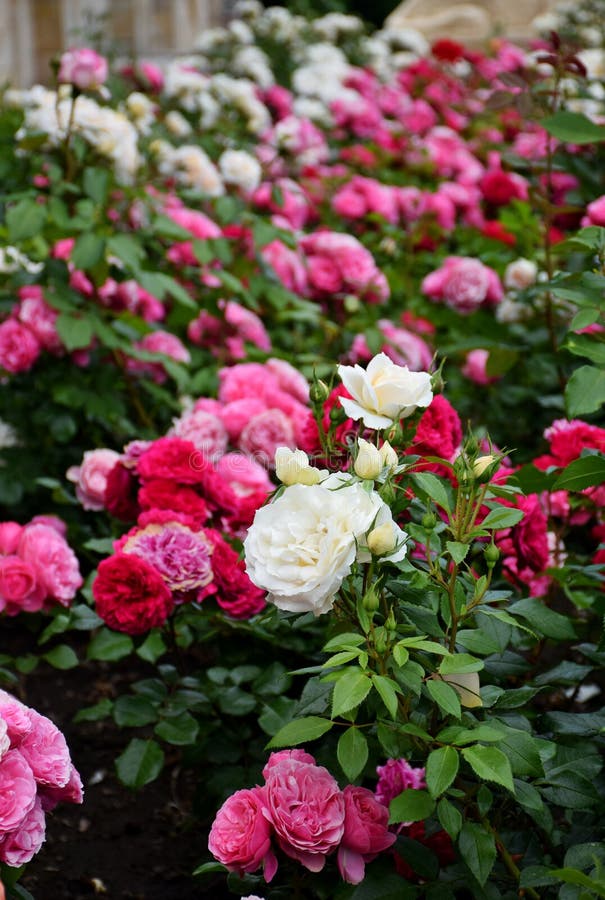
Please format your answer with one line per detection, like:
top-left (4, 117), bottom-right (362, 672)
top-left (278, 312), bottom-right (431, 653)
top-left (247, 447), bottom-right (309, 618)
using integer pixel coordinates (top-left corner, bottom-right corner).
top-left (0, 517), bottom-right (82, 616)
top-left (0, 689), bottom-right (83, 866)
top-left (349, 316), bottom-right (433, 372)
top-left (208, 750), bottom-right (395, 886)
top-left (421, 256), bottom-right (503, 313)
top-left (0, 286), bottom-right (62, 375)
top-left (188, 299), bottom-right (271, 363)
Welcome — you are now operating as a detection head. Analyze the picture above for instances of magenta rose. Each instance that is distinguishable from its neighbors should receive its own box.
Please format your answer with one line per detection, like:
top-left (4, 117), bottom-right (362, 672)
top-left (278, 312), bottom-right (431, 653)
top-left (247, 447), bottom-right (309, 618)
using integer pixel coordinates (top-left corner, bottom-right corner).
top-left (0, 319), bottom-right (41, 374)
top-left (263, 758), bottom-right (345, 872)
top-left (19, 708), bottom-right (72, 789)
top-left (0, 523), bottom-right (22, 555)
top-left (375, 757), bottom-right (426, 808)
top-left (0, 750), bottom-right (36, 832)
top-left (208, 786), bottom-right (277, 882)
top-left (57, 47), bottom-right (108, 90)
top-left (337, 786), bottom-right (397, 884)
top-left (136, 437), bottom-right (202, 485)
top-left (0, 796), bottom-right (45, 866)
top-left (0, 556), bottom-right (44, 615)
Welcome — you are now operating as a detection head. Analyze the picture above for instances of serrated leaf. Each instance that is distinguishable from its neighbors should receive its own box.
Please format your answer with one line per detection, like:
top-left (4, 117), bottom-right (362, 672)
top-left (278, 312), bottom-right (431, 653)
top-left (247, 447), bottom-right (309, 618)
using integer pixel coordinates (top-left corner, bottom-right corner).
top-left (324, 649), bottom-right (366, 668)
top-left (458, 821), bottom-right (496, 886)
top-left (115, 738), bottom-right (164, 789)
top-left (372, 674), bottom-right (400, 719)
top-left (42, 644), bottom-right (78, 670)
top-left (426, 746), bottom-right (459, 798)
top-left (389, 789), bottom-right (435, 824)
top-left (87, 628), bottom-right (134, 661)
top-left (71, 233), bottom-right (105, 270)
top-left (55, 313), bottom-right (94, 351)
top-left (437, 797), bottom-right (462, 839)
top-left (73, 698), bottom-right (113, 722)
top-left (566, 365), bottom-right (605, 416)
top-left (426, 680), bottom-right (461, 718)
top-left (113, 695), bottom-right (158, 727)
top-left (552, 454), bottom-right (605, 491)
top-left (266, 715), bottom-right (333, 748)
top-left (462, 745), bottom-right (515, 792)
top-left (331, 668), bottom-right (372, 718)
top-left (480, 506), bottom-right (525, 530)
top-left (498, 729), bottom-right (544, 777)
top-left (6, 198), bottom-right (46, 241)
top-left (408, 472), bottom-right (452, 513)
top-left (446, 541), bottom-right (469, 565)
top-left (155, 711), bottom-right (199, 745)
top-left (508, 598), bottom-right (575, 639)
top-left (439, 654), bottom-right (483, 675)
top-left (323, 632), bottom-right (366, 652)
top-left (337, 727), bottom-right (368, 781)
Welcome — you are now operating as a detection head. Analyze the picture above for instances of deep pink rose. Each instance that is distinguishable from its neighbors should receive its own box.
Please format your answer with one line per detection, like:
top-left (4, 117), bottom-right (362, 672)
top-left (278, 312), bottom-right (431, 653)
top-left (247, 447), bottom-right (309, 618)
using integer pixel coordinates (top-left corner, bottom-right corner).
top-left (18, 709), bottom-right (71, 789)
top-left (66, 448), bottom-right (121, 511)
top-left (0, 797), bottom-right (45, 866)
top-left (18, 524), bottom-right (82, 606)
top-left (0, 556), bottom-right (44, 615)
top-left (57, 47), bottom-right (108, 90)
top-left (208, 786), bottom-right (277, 881)
top-left (375, 758), bottom-right (426, 808)
top-left (263, 758), bottom-right (345, 872)
top-left (0, 523), bottom-right (22, 555)
top-left (0, 750), bottom-right (36, 832)
top-left (136, 437), bottom-right (200, 484)
top-left (0, 320), bottom-right (41, 374)
top-left (92, 553), bottom-right (174, 634)
top-left (337, 786), bottom-right (397, 884)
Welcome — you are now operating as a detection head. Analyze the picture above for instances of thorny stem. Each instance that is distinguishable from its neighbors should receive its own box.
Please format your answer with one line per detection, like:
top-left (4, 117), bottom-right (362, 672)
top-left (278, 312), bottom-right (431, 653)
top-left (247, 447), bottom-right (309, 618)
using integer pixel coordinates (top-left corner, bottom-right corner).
top-left (481, 817), bottom-right (541, 900)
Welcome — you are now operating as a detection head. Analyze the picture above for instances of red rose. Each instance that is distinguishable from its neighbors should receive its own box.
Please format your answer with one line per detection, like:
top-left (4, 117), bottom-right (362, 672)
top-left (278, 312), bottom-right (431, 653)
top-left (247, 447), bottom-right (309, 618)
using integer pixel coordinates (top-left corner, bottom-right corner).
top-left (138, 479), bottom-right (209, 524)
top-left (92, 554), bottom-right (174, 634)
top-left (136, 437), bottom-right (201, 485)
top-left (412, 395), bottom-right (462, 462)
top-left (104, 462), bottom-right (140, 522)
top-left (205, 531), bottom-right (265, 619)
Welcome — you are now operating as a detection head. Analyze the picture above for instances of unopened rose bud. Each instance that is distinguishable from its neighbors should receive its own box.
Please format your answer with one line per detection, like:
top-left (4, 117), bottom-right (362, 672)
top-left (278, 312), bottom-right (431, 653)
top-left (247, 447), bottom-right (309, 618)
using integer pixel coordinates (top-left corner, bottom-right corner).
top-left (367, 521), bottom-right (397, 556)
top-left (354, 439), bottom-right (382, 480)
top-left (373, 625), bottom-right (388, 654)
top-left (343, 294), bottom-right (360, 313)
top-left (309, 378), bottom-right (329, 406)
top-left (421, 511), bottom-right (437, 531)
top-left (473, 455), bottom-right (496, 478)
top-left (274, 447), bottom-right (322, 486)
top-left (329, 405), bottom-right (346, 424)
top-left (362, 584), bottom-right (380, 612)
top-left (385, 608), bottom-right (396, 632)
top-left (379, 440), bottom-right (398, 471)
top-left (438, 671), bottom-right (482, 708)
top-left (484, 542), bottom-right (500, 568)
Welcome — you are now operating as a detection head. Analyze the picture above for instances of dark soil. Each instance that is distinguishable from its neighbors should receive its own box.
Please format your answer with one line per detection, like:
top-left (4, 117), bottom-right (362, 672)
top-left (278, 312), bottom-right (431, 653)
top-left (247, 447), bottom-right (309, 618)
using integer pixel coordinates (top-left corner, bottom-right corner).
top-left (11, 655), bottom-right (231, 900)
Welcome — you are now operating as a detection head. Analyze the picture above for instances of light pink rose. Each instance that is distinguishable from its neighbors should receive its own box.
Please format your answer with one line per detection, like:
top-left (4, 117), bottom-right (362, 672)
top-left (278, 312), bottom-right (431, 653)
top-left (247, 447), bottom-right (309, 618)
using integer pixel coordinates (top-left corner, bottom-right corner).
top-left (262, 749), bottom-right (315, 778)
top-left (39, 762), bottom-right (84, 812)
top-left (0, 700), bottom-right (32, 745)
top-left (66, 448), bottom-right (121, 511)
top-left (18, 524), bottom-right (83, 606)
top-left (238, 409), bottom-right (296, 467)
top-left (422, 256), bottom-right (503, 313)
top-left (0, 556), bottom-right (44, 615)
top-left (462, 349), bottom-right (499, 385)
top-left (129, 331), bottom-right (190, 383)
top-left (0, 750), bottom-right (36, 832)
top-left (216, 454), bottom-right (273, 496)
top-left (164, 206), bottom-right (221, 239)
top-left (265, 358), bottom-right (309, 404)
top-left (16, 287), bottom-right (61, 353)
top-left (19, 709), bottom-right (72, 789)
top-left (172, 409), bottom-right (229, 461)
top-left (306, 255), bottom-right (343, 294)
top-left (57, 47), bottom-right (108, 90)
top-left (218, 363), bottom-right (275, 404)
top-left (224, 301), bottom-right (271, 353)
top-left (263, 758), bottom-right (345, 872)
top-left (0, 797), bottom-right (45, 866)
top-left (28, 516), bottom-right (67, 536)
top-left (220, 398), bottom-right (268, 441)
top-left (337, 786), bottom-right (397, 884)
top-left (0, 320), bottom-right (41, 374)
top-left (208, 786), bottom-right (278, 881)
top-left (261, 241), bottom-right (308, 295)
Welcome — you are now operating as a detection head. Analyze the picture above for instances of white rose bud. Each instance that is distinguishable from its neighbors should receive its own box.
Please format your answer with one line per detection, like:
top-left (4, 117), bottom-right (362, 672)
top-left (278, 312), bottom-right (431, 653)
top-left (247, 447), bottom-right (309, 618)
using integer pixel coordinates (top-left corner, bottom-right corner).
top-left (439, 672), bottom-right (482, 708)
top-left (274, 447), bottom-right (322, 486)
top-left (473, 454), bottom-right (497, 479)
top-left (379, 440), bottom-right (398, 471)
top-left (354, 439), bottom-right (382, 480)
top-left (504, 258), bottom-right (538, 291)
top-left (367, 521), bottom-right (397, 556)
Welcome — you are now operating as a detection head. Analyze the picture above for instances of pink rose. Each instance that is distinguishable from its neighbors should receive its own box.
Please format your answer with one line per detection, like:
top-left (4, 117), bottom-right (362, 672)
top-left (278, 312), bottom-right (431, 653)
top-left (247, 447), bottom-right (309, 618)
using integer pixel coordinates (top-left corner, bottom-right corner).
top-left (238, 409), bottom-right (295, 467)
top-left (128, 331), bottom-right (190, 383)
top-left (216, 453), bottom-right (273, 496)
top-left (19, 709), bottom-right (72, 789)
top-left (263, 758), bottom-right (345, 872)
top-left (261, 241), bottom-right (308, 295)
top-left (16, 288), bottom-right (61, 353)
top-left (66, 448), bottom-right (121, 511)
top-left (265, 358), bottom-right (309, 404)
top-left (422, 256), bottom-right (503, 313)
top-left (375, 758), bottom-right (426, 808)
top-left (220, 398), bottom-right (268, 441)
top-left (0, 797), bottom-right (45, 866)
top-left (164, 206), bottom-right (221, 239)
top-left (306, 255), bottom-right (343, 295)
top-left (0, 750), bottom-right (36, 832)
top-left (0, 523), bottom-right (23, 555)
top-left (208, 786), bottom-right (278, 881)
top-left (337, 786), bottom-right (397, 884)
top-left (172, 410), bottom-right (229, 461)
top-left (0, 320), bottom-right (41, 374)
top-left (57, 47), bottom-right (108, 90)
top-left (18, 524), bottom-right (83, 606)
top-left (462, 349), bottom-right (499, 385)
top-left (262, 749), bottom-right (316, 778)
top-left (0, 556), bottom-right (44, 615)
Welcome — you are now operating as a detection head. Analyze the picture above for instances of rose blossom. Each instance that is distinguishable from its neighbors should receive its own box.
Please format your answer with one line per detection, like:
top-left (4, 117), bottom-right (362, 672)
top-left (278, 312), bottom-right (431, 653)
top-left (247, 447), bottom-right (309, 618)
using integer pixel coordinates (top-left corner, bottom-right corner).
top-left (171, 409), bottom-right (229, 461)
top-left (0, 556), bottom-right (44, 615)
top-left (263, 757), bottom-right (345, 872)
top-left (462, 349), bottom-right (499, 386)
top-left (338, 352), bottom-right (433, 430)
top-left (238, 409), bottom-right (296, 467)
top-left (0, 750), bottom-right (36, 831)
top-left (17, 524), bottom-right (82, 606)
top-left (0, 320), bottom-right (41, 374)
top-left (66, 448), bottom-right (121, 510)
top-left (121, 521), bottom-right (214, 594)
top-left (57, 47), bottom-right (108, 90)
top-left (92, 554), bottom-right (174, 634)
top-left (337, 786), bottom-right (397, 884)
top-left (18, 709), bottom-right (71, 788)
top-left (0, 797), bottom-right (45, 866)
top-left (375, 757), bottom-right (426, 808)
top-left (422, 256), bottom-right (503, 313)
top-left (0, 523), bottom-right (22, 555)
top-left (208, 786), bottom-right (277, 881)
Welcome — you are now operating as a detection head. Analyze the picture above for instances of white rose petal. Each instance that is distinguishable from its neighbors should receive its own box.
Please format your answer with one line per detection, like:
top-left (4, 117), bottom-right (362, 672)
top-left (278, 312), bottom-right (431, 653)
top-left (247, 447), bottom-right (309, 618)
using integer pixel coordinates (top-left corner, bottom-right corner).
top-left (338, 352), bottom-right (433, 430)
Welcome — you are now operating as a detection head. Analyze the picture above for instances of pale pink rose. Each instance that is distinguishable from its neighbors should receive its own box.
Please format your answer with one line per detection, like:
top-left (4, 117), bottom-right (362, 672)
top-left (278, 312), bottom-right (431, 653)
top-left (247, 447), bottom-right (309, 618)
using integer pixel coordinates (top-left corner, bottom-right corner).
top-left (0, 556), bottom-right (44, 615)
top-left (462, 349), bottom-right (499, 385)
top-left (0, 320), bottom-right (41, 374)
top-left (263, 758), bottom-right (345, 872)
top-left (0, 701), bottom-right (32, 745)
top-left (16, 288), bottom-right (61, 353)
top-left (422, 256), bottom-right (503, 313)
top-left (238, 409), bottom-right (296, 467)
top-left (164, 206), bottom-right (221, 239)
top-left (216, 454), bottom-right (273, 496)
top-left (28, 516), bottom-right (67, 536)
top-left (0, 523), bottom-right (23, 555)
top-left (69, 268), bottom-right (95, 296)
top-left (18, 524), bottom-right (83, 606)
top-left (262, 749), bottom-right (315, 778)
top-left (172, 409), bottom-right (229, 461)
top-left (19, 709), bottom-right (72, 788)
top-left (0, 797), bottom-right (45, 866)
top-left (375, 758), bottom-right (426, 809)
top-left (57, 47), bottom-right (108, 90)
top-left (0, 750), bottom-right (36, 831)
top-left (337, 786), bottom-right (396, 884)
top-left (224, 301), bottom-right (271, 353)
top-left (66, 448), bottom-right (121, 511)
top-left (265, 358), bottom-right (309, 404)
top-left (208, 786), bottom-right (278, 881)
top-left (218, 363), bottom-right (274, 404)
top-left (261, 240), bottom-right (308, 295)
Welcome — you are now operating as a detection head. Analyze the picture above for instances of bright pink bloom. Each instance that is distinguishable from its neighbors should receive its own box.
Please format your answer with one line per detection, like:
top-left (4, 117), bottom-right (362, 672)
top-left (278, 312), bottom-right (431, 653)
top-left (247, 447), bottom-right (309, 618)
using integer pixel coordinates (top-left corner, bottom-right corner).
top-left (0, 523), bottom-right (22, 555)
top-left (0, 750), bottom-right (36, 832)
top-left (172, 409), bottom-right (229, 461)
top-left (57, 47), bottom-right (108, 90)
top-left (16, 287), bottom-right (61, 353)
top-left (18, 709), bottom-right (71, 789)
top-left (0, 556), bottom-right (44, 615)
top-left (208, 786), bottom-right (277, 881)
top-left (121, 521), bottom-right (214, 594)
top-left (0, 797), bottom-right (46, 866)
top-left (375, 758), bottom-right (426, 808)
top-left (261, 240), bottom-right (308, 295)
top-left (18, 524), bottom-right (82, 606)
top-left (337, 786), bottom-right (396, 884)
top-left (462, 349), bottom-right (500, 385)
top-left (0, 320), bottom-right (41, 373)
top-left (262, 750), bottom-right (316, 777)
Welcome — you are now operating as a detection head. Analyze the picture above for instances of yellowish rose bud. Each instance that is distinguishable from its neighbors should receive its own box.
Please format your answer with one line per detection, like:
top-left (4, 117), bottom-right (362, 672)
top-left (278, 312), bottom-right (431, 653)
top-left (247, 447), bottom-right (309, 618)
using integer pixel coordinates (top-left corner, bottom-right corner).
top-left (367, 521), bottom-right (397, 556)
top-left (473, 455), bottom-right (497, 479)
top-left (379, 440), bottom-right (398, 471)
top-left (274, 447), bottom-right (322, 486)
top-left (439, 671), bottom-right (482, 708)
top-left (354, 439), bottom-right (382, 480)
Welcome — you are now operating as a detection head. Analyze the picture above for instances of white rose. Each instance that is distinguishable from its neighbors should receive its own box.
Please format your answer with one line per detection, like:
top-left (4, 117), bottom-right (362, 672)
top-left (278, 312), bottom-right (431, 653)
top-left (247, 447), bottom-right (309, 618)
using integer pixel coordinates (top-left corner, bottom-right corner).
top-left (274, 447), bottom-right (325, 486)
top-left (338, 352), bottom-right (433, 430)
top-left (504, 258), bottom-right (538, 291)
top-left (219, 149), bottom-right (262, 193)
top-left (244, 480), bottom-right (383, 615)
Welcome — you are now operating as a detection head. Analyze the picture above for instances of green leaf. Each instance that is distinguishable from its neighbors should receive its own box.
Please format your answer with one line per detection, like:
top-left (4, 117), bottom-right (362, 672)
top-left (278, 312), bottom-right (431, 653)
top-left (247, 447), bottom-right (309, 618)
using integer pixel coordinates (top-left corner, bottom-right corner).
top-left (389, 789), bottom-right (435, 824)
top-left (439, 654), bottom-right (483, 675)
top-left (426, 680), bottom-right (461, 718)
top-left (550, 868), bottom-right (605, 896)
top-left (566, 365), bottom-right (605, 416)
top-left (115, 738), bottom-right (164, 789)
top-left (458, 821), bottom-right (496, 886)
top-left (563, 333), bottom-right (605, 366)
top-left (462, 745), bottom-right (515, 793)
top-left (552, 454), bottom-right (605, 491)
top-left (331, 668), bottom-right (372, 718)
top-left (514, 779), bottom-right (544, 813)
top-left (42, 644), bottom-right (78, 670)
top-left (437, 724), bottom-right (504, 745)
top-left (337, 727), bottom-right (369, 781)
top-left (498, 729), bottom-right (544, 777)
top-left (508, 597), bottom-right (576, 639)
top-left (107, 234), bottom-right (145, 272)
top-left (437, 797), bottom-right (462, 839)
top-left (83, 166), bottom-right (110, 204)
top-left (71, 233), bottom-right (105, 270)
top-left (372, 674), bottom-right (400, 719)
top-left (323, 632), bottom-right (366, 651)
top-left (136, 631), bottom-right (167, 664)
top-left (6, 198), bottom-right (46, 241)
top-left (479, 506), bottom-right (525, 530)
top-left (192, 862), bottom-right (227, 877)
top-left (87, 628), bottom-right (134, 661)
top-left (543, 110), bottom-right (605, 144)
top-left (266, 715), bottom-right (334, 749)
top-left (426, 746), bottom-right (459, 798)
top-left (446, 541), bottom-right (469, 565)
top-left (55, 313), bottom-right (94, 351)
top-left (408, 472), bottom-right (452, 513)
top-left (73, 698), bottom-right (113, 722)
top-left (155, 711), bottom-right (199, 745)
top-left (113, 695), bottom-right (158, 727)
